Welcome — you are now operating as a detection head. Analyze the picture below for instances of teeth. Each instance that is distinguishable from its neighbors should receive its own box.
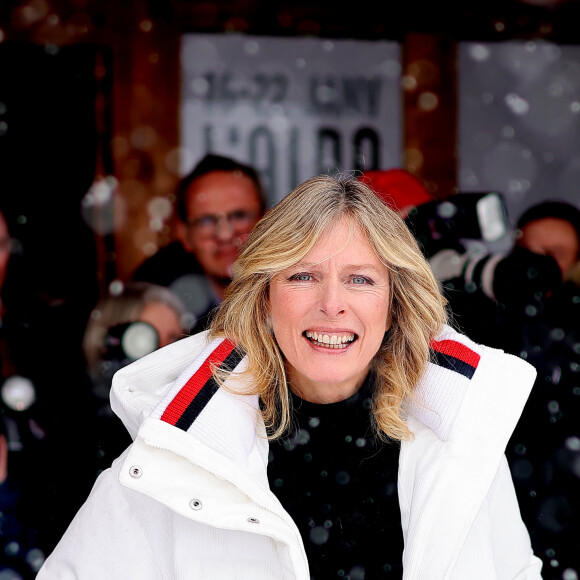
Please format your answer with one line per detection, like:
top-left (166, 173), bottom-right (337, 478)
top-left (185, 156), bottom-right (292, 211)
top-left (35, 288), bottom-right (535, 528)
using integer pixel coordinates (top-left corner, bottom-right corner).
top-left (305, 331), bottom-right (355, 348)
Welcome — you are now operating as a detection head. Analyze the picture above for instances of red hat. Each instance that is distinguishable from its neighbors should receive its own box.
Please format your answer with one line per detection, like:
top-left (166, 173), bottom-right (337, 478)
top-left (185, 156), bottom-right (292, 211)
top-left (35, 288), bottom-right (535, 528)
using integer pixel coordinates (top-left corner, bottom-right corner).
top-left (360, 169), bottom-right (433, 213)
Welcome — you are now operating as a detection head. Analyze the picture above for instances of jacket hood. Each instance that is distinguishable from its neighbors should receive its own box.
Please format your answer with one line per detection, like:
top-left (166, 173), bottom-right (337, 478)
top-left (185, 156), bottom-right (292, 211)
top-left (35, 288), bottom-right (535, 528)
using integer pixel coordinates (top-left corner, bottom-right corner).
top-left (410, 324), bottom-right (536, 443)
top-left (111, 330), bottom-right (215, 441)
top-left (110, 330), bottom-right (269, 477)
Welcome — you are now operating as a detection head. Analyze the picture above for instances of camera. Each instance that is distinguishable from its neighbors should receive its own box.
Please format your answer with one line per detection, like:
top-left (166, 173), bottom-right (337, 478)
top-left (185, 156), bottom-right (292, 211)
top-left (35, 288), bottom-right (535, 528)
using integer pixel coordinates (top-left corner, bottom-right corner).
top-left (404, 191), bottom-right (511, 260)
top-left (102, 321), bottom-right (159, 364)
top-left (94, 321), bottom-right (160, 396)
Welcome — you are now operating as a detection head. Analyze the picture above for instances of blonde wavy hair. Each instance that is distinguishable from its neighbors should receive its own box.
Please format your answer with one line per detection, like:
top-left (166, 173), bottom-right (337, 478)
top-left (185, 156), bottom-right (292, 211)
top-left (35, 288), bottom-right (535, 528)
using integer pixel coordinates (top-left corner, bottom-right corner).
top-left (209, 173), bottom-right (447, 441)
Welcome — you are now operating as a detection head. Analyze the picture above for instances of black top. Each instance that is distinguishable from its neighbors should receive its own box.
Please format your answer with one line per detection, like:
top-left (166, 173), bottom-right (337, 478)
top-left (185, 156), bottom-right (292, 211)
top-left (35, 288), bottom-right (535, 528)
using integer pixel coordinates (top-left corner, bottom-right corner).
top-left (267, 373), bottom-right (404, 579)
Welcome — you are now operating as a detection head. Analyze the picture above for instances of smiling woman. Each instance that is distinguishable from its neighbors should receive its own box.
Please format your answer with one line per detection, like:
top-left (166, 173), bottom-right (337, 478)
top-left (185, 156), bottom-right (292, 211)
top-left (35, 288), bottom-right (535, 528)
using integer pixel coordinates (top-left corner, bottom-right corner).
top-left (269, 220), bottom-right (392, 405)
top-left (37, 174), bottom-right (543, 580)
top-left (212, 173), bottom-right (447, 441)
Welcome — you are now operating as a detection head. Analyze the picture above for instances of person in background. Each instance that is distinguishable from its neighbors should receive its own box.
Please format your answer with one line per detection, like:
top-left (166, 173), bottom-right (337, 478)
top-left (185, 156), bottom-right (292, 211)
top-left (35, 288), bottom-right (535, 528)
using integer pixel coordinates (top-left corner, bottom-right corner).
top-left (481, 199), bottom-right (580, 352)
top-left (132, 153), bottom-right (267, 332)
top-left (515, 199), bottom-right (580, 282)
top-left (0, 408), bottom-right (46, 579)
top-left (360, 170), bottom-right (574, 354)
top-left (38, 173), bottom-right (541, 579)
top-left (82, 281), bottom-right (190, 474)
top-left (503, 200), bottom-right (580, 578)
top-left (450, 198), bottom-right (580, 578)
top-left (1, 209), bottom-right (47, 578)
top-left (372, 173), bottom-right (580, 576)
top-left (0, 208), bottom-right (55, 573)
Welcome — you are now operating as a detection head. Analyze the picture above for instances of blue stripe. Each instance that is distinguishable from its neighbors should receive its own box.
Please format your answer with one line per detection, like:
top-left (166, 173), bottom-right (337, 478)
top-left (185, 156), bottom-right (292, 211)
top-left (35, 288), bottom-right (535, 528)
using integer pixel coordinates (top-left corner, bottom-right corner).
top-left (431, 350), bottom-right (476, 380)
top-left (175, 348), bottom-right (244, 431)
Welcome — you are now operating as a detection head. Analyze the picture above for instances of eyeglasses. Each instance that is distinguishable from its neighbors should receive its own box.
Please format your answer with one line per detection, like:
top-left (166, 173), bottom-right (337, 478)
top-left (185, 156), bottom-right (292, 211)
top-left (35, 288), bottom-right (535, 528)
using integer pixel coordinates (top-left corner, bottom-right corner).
top-left (186, 210), bottom-right (258, 238)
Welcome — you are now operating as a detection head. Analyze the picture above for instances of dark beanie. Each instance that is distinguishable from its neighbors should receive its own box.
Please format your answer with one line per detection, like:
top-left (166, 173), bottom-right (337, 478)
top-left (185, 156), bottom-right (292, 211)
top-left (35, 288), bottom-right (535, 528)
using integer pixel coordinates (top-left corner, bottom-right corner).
top-left (517, 200), bottom-right (580, 245)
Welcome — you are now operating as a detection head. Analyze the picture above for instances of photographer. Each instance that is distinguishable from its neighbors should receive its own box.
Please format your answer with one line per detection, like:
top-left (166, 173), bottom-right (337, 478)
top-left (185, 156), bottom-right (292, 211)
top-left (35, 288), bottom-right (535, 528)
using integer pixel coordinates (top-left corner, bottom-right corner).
top-left (363, 170), bottom-right (580, 574)
top-left (362, 169), bottom-right (568, 351)
top-left (82, 281), bottom-right (191, 474)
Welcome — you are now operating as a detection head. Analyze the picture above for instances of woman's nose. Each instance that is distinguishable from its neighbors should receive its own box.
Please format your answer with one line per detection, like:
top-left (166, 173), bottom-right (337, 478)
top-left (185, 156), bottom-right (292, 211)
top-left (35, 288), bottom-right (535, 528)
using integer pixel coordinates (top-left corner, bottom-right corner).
top-left (318, 281), bottom-right (346, 317)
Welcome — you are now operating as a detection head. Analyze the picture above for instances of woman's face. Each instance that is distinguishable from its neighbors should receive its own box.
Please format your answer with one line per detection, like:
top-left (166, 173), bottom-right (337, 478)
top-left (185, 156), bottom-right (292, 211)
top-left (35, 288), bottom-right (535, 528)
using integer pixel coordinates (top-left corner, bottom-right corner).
top-left (269, 219), bottom-right (391, 404)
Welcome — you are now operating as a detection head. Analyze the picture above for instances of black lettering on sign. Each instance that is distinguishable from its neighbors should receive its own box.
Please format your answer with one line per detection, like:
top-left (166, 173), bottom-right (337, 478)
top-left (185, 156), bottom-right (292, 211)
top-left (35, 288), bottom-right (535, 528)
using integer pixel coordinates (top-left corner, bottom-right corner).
top-left (309, 77), bottom-right (383, 117)
top-left (353, 127), bottom-right (380, 171)
top-left (193, 73), bottom-right (289, 107)
top-left (197, 123), bottom-right (385, 202)
top-left (253, 74), bottom-right (268, 103)
top-left (253, 74), bottom-right (288, 106)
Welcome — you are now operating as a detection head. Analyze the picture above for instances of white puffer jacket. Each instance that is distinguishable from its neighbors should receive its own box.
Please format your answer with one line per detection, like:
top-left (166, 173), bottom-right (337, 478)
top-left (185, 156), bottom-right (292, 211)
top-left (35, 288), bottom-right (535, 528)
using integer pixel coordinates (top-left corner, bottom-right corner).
top-left (38, 326), bottom-right (543, 579)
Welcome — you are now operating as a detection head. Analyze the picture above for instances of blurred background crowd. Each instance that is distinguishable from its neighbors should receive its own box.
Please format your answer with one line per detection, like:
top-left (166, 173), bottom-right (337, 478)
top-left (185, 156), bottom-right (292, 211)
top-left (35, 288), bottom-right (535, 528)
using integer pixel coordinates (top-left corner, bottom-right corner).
top-left (1, 0), bottom-right (580, 578)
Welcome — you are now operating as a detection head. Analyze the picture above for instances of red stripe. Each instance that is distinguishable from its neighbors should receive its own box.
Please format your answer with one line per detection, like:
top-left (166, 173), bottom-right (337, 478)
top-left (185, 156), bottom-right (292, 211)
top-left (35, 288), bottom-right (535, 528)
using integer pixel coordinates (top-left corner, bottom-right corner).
top-left (430, 339), bottom-right (480, 368)
top-left (161, 339), bottom-right (237, 426)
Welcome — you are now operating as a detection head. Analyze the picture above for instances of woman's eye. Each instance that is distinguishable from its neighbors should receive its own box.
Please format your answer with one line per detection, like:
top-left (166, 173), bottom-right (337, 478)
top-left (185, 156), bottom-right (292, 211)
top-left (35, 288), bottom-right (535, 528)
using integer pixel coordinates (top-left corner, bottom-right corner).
top-left (351, 276), bottom-right (371, 285)
top-left (290, 273), bottom-right (312, 282)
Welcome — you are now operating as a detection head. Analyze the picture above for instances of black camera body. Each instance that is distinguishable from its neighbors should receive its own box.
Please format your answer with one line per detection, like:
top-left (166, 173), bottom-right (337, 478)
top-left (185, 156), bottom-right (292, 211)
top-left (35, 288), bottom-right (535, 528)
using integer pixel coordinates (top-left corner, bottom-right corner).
top-left (94, 321), bottom-right (160, 396)
top-left (405, 191), bottom-right (511, 260)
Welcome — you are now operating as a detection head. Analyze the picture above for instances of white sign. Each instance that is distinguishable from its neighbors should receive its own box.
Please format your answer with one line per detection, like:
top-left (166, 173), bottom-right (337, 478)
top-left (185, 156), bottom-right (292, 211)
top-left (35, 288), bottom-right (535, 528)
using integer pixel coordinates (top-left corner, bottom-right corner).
top-left (180, 34), bottom-right (402, 204)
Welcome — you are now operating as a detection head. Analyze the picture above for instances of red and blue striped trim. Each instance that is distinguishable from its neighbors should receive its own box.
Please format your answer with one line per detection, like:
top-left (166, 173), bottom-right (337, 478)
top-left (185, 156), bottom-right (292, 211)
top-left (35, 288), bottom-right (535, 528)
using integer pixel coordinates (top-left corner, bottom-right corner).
top-left (161, 339), bottom-right (244, 431)
top-left (430, 339), bottom-right (480, 380)
top-left (159, 337), bottom-right (478, 431)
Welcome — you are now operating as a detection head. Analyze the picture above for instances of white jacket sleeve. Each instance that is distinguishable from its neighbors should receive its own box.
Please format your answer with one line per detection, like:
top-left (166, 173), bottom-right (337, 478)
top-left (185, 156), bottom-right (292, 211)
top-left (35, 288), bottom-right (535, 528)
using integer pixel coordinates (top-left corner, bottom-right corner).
top-left (452, 456), bottom-right (543, 580)
top-left (36, 457), bottom-right (162, 580)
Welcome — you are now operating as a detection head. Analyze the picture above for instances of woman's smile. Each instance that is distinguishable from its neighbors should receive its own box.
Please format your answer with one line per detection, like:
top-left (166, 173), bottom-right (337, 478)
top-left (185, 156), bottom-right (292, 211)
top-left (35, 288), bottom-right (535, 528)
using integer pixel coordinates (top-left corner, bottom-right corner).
top-left (303, 330), bottom-right (356, 349)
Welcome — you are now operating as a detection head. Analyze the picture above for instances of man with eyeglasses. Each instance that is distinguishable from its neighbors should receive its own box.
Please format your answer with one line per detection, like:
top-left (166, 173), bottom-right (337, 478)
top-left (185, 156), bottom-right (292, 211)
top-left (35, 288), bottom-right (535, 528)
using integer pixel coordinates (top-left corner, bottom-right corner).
top-left (132, 154), bottom-right (266, 332)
